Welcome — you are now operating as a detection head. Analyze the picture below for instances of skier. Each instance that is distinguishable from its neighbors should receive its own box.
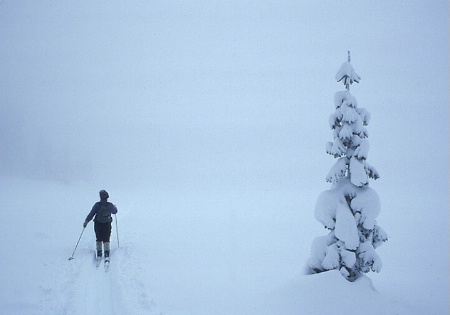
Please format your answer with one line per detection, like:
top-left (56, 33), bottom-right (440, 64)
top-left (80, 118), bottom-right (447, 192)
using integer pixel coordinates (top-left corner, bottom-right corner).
top-left (83, 190), bottom-right (118, 261)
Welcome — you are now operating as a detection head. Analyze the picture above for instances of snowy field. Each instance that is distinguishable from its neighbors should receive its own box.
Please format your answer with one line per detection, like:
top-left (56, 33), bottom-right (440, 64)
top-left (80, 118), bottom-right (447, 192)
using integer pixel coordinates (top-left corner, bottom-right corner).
top-left (0, 1), bottom-right (448, 314)
top-left (0, 174), bottom-right (448, 315)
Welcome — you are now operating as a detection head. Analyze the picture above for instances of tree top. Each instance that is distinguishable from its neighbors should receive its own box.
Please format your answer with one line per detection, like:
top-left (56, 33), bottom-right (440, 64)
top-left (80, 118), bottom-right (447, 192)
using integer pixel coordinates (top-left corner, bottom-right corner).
top-left (335, 53), bottom-right (361, 90)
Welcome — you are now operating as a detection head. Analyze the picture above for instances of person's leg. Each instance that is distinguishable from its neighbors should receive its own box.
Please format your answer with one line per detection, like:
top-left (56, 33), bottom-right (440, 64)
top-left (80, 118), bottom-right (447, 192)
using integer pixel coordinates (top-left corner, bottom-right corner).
top-left (94, 222), bottom-right (102, 257)
top-left (104, 222), bottom-right (112, 258)
top-left (104, 242), bottom-right (110, 258)
top-left (96, 241), bottom-right (102, 257)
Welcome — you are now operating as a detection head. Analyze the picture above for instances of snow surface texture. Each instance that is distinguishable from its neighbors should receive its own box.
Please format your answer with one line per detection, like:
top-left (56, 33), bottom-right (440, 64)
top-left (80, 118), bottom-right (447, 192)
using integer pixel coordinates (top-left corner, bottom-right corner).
top-left (0, 176), bottom-right (448, 315)
top-left (307, 60), bottom-right (387, 281)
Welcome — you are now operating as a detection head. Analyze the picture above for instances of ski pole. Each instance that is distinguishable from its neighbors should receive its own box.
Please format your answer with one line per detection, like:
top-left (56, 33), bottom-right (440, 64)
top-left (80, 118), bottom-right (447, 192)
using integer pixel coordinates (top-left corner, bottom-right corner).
top-left (68, 227), bottom-right (85, 260)
top-left (114, 214), bottom-right (120, 248)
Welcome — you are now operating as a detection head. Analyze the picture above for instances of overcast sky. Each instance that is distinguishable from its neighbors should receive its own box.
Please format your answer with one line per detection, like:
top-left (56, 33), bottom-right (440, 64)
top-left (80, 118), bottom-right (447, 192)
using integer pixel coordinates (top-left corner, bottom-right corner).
top-left (0, 1), bottom-right (448, 198)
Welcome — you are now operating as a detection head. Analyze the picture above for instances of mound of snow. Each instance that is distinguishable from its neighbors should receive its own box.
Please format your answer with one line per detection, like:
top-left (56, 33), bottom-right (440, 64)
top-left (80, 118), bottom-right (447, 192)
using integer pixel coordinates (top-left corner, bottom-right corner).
top-left (261, 271), bottom-right (412, 315)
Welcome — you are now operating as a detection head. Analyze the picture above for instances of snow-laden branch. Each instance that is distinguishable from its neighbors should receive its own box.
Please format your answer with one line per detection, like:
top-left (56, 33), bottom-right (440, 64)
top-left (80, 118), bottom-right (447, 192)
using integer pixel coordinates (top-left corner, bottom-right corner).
top-left (355, 108), bottom-right (371, 126)
top-left (335, 201), bottom-right (359, 250)
top-left (353, 138), bottom-right (369, 160)
top-left (364, 162), bottom-right (380, 180)
top-left (335, 61), bottom-right (361, 89)
top-left (326, 157), bottom-right (347, 184)
top-left (350, 157), bottom-right (368, 187)
top-left (326, 139), bottom-right (346, 157)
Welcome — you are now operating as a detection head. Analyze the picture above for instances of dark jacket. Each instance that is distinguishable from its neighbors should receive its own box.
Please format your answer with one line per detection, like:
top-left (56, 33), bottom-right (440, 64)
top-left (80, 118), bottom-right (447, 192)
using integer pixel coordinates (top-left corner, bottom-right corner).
top-left (85, 201), bottom-right (118, 223)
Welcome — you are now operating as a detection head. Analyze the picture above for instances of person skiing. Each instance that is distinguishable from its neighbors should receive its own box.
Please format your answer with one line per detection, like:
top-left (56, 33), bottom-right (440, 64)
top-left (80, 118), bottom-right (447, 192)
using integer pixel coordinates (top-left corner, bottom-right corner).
top-left (83, 190), bottom-right (118, 261)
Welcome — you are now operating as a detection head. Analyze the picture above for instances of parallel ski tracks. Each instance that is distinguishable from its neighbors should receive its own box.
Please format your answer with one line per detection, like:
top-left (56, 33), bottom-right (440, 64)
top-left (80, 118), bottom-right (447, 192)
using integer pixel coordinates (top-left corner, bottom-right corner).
top-left (66, 252), bottom-right (121, 315)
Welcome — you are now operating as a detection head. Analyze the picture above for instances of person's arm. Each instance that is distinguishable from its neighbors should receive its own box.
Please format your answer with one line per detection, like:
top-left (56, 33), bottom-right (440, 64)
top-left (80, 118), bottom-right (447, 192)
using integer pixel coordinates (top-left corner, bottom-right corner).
top-left (110, 203), bottom-right (118, 214)
top-left (83, 203), bottom-right (98, 227)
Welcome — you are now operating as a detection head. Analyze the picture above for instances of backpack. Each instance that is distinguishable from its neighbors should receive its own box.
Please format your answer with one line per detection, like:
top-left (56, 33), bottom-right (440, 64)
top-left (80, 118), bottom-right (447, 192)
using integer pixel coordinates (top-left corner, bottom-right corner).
top-left (96, 203), bottom-right (112, 223)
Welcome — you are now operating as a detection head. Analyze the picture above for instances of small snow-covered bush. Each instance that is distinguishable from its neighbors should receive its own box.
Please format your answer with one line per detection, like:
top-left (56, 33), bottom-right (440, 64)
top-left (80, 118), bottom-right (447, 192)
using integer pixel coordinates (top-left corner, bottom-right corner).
top-left (306, 54), bottom-right (388, 282)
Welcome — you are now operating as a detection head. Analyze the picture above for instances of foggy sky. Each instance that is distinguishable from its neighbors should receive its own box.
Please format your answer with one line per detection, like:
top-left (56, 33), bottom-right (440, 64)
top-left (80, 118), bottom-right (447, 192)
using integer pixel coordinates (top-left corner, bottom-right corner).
top-left (0, 1), bottom-right (448, 197)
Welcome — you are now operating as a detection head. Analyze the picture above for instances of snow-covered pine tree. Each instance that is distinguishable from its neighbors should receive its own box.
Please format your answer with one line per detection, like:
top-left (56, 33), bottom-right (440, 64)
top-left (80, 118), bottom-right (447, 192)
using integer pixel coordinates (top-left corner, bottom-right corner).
top-left (306, 52), bottom-right (388, 282)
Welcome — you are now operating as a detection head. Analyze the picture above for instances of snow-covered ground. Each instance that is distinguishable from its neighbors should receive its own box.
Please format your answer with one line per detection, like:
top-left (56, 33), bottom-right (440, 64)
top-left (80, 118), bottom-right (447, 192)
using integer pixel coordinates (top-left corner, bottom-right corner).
top-left (0, 174), bottom-right (447, 315)
top-left (0, 1), bottom-right (448, 314)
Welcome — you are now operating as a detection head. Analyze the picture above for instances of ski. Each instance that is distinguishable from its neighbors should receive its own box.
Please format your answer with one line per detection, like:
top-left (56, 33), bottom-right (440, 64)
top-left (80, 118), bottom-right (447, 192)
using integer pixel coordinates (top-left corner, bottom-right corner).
top-left (104, 257), bottom-right (110, 272)
top-left (95, 256), bottom-right (102, 268)
top-left (94, 251), bottom-right (102, 268)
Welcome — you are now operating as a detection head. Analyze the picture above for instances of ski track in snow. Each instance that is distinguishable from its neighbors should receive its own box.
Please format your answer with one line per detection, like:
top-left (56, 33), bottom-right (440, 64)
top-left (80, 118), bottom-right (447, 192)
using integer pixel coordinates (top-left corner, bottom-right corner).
top-left (62, 250), bottom-right (117, 315)
top-left (53, 248), bottom-right (156, 315)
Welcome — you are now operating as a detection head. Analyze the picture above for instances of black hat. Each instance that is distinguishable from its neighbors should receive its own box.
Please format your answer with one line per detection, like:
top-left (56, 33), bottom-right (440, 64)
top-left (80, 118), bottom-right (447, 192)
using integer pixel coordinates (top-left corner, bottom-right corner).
top-left (99, 190), bottom-right (109, 199)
